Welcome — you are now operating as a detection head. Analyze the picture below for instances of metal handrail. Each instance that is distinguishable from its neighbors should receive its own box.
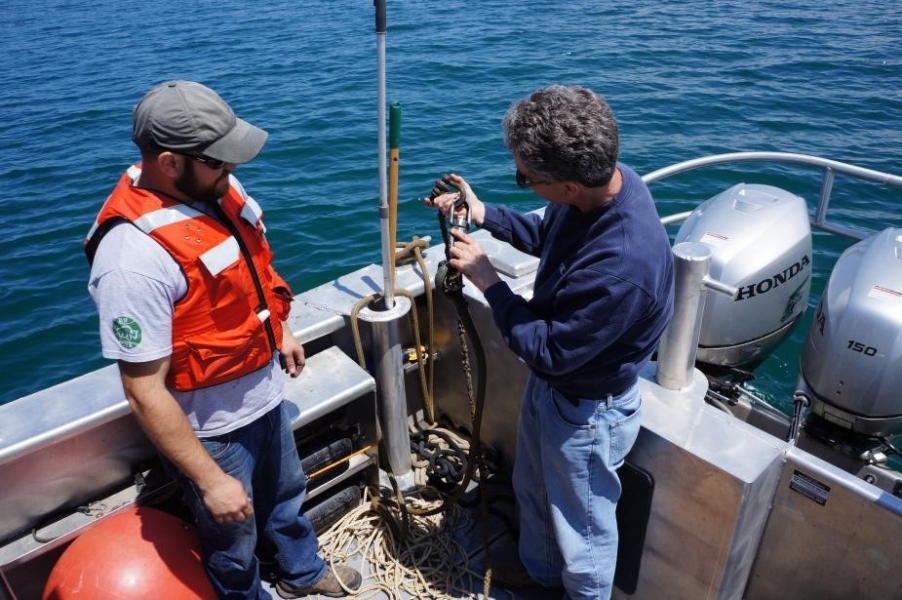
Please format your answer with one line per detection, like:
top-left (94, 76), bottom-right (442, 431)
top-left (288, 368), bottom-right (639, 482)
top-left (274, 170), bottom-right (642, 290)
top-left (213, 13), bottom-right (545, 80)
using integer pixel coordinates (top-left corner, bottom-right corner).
top-left (643, 152), bottom-right (902, 241)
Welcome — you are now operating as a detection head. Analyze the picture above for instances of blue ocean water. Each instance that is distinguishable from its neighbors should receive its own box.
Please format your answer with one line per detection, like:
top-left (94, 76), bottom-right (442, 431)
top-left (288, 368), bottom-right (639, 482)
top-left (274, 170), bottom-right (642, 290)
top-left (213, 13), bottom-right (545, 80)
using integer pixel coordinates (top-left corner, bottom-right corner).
top-left (1, 0), bottom-right (900, 406)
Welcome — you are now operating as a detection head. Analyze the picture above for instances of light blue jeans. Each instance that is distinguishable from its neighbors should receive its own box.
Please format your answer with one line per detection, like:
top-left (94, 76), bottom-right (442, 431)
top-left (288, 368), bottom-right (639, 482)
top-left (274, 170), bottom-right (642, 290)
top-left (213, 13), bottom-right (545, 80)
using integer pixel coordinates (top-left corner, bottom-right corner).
top-left (163, 401), bottom-right (327, 599)
top-left (512, 375), bottom-right (643, 600)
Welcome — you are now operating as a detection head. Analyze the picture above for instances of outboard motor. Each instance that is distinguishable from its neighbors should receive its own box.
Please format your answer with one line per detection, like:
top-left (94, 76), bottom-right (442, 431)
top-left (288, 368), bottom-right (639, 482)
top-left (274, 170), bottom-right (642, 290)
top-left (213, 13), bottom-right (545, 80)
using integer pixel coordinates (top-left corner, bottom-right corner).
top-left (798, 227), bottom-right (902, 437)
top-left (675, 183), bottom-right (813, 369)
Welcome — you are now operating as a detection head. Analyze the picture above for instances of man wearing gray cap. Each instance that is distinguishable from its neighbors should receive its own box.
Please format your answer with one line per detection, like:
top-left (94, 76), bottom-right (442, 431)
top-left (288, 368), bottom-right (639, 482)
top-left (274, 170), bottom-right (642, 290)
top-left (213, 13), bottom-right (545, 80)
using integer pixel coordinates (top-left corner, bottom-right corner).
top-left (85, 81), bottom-right (361, 599)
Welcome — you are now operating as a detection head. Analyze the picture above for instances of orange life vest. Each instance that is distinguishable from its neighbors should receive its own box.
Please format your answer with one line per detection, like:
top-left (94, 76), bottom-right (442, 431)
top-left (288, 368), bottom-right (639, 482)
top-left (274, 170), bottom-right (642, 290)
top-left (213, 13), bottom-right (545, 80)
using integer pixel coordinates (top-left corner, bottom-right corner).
top-left (85, 165), bottom-right (293, 391)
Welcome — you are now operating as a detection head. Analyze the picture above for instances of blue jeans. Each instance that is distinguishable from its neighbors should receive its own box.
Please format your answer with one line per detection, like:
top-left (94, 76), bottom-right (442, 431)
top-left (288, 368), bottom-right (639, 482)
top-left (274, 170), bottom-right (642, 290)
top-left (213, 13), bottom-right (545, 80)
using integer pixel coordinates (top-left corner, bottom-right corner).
top-left (162, 401), bottom-right (327, 599)
top-left (512, 375), bottom-right (642, 600)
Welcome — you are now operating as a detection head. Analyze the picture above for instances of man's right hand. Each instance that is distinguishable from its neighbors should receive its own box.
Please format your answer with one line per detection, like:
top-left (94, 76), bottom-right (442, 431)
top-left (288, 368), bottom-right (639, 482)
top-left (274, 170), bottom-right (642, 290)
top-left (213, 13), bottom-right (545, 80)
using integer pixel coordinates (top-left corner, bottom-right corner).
top-left (199, 471), bottom-right (254, 523)
top-left (447, 229), bottom-right (502, 293)
top-left (118, 357), bottom-right (254, 524)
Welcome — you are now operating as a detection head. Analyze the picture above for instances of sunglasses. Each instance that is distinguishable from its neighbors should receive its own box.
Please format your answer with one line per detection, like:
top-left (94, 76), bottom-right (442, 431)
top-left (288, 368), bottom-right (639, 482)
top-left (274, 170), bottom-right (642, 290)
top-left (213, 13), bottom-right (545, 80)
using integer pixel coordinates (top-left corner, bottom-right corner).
top-left (515, 169), bottom-right (552, 188)
top-left (177, 152), bottom-right (227, 170)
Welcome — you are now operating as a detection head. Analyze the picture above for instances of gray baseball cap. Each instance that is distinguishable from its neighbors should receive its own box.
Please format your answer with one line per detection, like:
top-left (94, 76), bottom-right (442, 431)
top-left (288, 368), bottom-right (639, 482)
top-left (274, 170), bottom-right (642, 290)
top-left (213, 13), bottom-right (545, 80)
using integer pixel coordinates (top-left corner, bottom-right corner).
top-left (132, 80), bottom-right (268, 164)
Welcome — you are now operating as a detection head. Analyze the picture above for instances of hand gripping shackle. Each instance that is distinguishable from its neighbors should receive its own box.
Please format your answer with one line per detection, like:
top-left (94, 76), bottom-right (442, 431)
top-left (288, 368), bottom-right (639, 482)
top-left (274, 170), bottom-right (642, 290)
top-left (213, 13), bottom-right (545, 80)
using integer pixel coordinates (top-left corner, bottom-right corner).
top-left (427, 175), bottom-right (471, 294)
top-left (427, 175), bottom-right (470, 237)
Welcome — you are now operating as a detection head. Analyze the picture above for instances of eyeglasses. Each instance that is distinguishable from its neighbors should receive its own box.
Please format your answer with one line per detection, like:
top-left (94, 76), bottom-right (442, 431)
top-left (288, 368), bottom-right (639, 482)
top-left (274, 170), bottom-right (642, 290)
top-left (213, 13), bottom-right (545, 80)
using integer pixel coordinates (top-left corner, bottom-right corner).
top-left (177, 152), bottom-right (227, 170)
top-left (515, 169), bottom-right (552, 188)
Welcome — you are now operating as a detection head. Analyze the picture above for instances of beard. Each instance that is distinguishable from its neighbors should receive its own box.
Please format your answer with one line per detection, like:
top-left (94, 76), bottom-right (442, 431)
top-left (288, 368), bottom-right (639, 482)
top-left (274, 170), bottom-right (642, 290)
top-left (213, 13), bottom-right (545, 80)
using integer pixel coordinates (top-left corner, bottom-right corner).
top-left (173, 162), bottom-right (230, 204)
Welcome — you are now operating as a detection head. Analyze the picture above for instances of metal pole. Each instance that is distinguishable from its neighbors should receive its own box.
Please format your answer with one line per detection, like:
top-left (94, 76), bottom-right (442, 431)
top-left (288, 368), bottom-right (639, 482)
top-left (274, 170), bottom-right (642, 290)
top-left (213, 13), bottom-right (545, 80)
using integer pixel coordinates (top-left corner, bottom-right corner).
top-left (369, 0), bottom-right (414, 488)
top-left (656, 242), bottom-right (738, 390)
top-left (358, 298), bottom-right (414, 481)
top-left (375, 0), bottom-right (393, 309)
top-left (655, 242), bottom-right (713, 390)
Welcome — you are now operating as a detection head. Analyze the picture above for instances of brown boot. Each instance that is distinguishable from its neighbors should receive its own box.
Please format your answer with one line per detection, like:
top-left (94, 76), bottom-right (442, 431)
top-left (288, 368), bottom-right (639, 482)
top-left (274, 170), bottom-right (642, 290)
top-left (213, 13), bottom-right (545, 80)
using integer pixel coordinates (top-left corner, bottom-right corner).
top-left (275, 566), bottom-right (362, 598)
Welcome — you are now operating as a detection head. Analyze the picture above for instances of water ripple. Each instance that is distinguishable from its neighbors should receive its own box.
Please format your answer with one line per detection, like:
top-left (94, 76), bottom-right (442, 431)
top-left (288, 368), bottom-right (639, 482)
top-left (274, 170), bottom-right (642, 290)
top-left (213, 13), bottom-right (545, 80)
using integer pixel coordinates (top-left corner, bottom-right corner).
top-left (1, 0), bottom-right (900, 403)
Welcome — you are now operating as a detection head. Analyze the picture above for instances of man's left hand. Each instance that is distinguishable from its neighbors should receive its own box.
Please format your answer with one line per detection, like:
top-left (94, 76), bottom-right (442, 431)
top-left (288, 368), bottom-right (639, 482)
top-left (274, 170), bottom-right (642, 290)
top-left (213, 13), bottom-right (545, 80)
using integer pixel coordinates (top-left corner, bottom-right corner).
top-left (280, 326), bottom-right (306, 378)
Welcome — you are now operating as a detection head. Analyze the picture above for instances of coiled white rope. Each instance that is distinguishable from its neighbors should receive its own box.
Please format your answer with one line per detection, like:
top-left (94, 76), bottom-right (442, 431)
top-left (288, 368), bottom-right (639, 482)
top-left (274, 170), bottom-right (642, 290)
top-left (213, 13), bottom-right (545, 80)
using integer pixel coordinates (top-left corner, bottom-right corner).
top-left (316, 454), bottom-right (510, 599)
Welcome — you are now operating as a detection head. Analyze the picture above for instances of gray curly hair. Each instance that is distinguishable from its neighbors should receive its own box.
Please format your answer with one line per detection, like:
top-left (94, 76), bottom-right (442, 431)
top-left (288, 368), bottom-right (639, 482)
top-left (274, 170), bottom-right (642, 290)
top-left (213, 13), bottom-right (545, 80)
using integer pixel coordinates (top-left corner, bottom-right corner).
top-left (502, 85), bottom-right (619, 188)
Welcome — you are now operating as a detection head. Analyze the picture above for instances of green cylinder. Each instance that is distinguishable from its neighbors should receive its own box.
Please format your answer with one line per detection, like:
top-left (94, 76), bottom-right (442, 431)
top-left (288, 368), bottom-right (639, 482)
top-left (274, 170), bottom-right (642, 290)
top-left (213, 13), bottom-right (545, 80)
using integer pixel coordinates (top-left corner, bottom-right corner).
top-left (389, 101), bottom-right (401, 149)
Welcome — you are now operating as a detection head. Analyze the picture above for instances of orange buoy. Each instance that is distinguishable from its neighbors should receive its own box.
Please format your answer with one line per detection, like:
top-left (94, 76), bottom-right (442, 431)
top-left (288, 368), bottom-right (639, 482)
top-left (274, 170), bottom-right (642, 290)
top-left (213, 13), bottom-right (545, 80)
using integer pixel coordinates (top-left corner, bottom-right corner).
top-left (42, 506), bottom-right (216, 599)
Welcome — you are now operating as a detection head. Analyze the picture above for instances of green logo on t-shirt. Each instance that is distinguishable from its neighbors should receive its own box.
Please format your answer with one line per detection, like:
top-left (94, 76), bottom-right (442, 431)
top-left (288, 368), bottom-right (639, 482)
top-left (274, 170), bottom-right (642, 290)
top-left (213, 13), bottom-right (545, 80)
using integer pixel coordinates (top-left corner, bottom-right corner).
top-left (112, 317), bottom-right (142, 349)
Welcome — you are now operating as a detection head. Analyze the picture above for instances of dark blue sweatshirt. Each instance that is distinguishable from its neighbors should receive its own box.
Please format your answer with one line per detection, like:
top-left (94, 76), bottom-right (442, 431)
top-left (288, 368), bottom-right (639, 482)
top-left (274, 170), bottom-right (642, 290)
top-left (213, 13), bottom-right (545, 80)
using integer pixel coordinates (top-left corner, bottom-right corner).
top-left (481, 163), bottom-right (674, 398)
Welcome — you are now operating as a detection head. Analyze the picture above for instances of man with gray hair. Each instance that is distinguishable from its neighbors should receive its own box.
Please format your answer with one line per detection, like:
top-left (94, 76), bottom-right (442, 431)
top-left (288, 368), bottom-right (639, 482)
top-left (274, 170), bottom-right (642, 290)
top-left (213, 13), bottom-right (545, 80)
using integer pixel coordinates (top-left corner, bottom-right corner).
top-left (426, 84), bottom-right (674, 599)
top-left (86, 80), bottom-right (360, 599)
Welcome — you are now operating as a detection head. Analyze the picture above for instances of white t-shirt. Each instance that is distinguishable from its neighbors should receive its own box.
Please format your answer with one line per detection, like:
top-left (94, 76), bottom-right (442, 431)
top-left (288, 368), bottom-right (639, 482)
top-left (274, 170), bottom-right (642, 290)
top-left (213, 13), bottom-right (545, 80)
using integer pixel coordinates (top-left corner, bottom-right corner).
top-left (88, 222), bottom-right (284, 438)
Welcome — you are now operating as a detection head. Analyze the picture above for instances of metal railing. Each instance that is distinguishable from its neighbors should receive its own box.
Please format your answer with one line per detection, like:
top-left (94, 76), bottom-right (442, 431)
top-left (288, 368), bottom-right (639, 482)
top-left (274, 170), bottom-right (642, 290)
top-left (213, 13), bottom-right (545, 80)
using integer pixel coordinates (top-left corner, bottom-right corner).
top-left (644, 151), bottom-right (902, 240)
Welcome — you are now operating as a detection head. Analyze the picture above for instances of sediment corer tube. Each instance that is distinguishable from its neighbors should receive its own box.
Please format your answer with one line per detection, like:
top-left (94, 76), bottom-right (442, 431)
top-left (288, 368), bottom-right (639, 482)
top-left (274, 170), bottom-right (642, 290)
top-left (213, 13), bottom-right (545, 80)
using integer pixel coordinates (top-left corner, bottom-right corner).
top-left (301, 437), bottom-right (354, 478)
top-left (306, 485), bottom-right (362, 534)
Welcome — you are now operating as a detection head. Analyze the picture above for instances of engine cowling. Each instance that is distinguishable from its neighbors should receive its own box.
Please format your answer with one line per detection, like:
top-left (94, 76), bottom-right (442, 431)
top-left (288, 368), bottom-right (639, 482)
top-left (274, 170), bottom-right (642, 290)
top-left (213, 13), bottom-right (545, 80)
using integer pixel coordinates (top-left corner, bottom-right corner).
top-left (799, 227), bottom-right (902, 436)
top-left (675, 183), bottom-right (813, 367)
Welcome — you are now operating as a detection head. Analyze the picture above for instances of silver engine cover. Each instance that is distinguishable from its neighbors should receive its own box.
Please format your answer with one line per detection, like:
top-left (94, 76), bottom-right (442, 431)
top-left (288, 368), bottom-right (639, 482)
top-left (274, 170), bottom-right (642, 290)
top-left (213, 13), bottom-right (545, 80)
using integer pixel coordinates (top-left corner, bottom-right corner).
top-left (675, 183), bottom-right (812, 367)
top-left (800, 227), bottom-right (902, 436)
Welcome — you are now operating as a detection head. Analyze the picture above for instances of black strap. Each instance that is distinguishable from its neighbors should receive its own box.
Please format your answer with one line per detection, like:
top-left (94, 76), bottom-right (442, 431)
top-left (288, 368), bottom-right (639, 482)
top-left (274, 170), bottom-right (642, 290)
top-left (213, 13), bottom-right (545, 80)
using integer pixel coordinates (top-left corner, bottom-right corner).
top-left (84, 216), bottom-right (129, 265)
top-left (210, 204), bottom-right (280, 356)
